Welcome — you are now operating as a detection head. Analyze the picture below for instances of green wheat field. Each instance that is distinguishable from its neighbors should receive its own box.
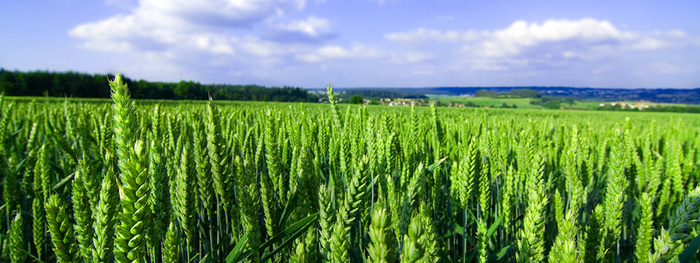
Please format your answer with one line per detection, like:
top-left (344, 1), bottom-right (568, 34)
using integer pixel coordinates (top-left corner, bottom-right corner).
top-left (0, 74), bottom-right (699, 262)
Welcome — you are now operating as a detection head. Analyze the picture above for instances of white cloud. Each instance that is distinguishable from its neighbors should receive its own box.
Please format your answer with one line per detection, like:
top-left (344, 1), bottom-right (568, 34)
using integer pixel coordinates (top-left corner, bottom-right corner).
top-left (385, 28), bottom-right (483, 44)
top-left (279, 17), bottom-right (332, 37)
top-left (499, 19), bottom-right (630, 43)
top-left (296, 44), bottom-right (384, 62)
top-left (70, 0), bottom-right (308, 54)
top-left (266, 16), bottom-right (336, 42)
top-left (69, 0), bottom-right (326, 84)
top-left (294, 43), bottom-right (432, 64)
top-left (68, 7), bottom-right (699, 88)
top-left (386, 19), bottom-right (687, 61)
top-left (239, 38), bottom-right (283, 57)
top-left (631, 38), bottom-right (669, 50)
top-left (382, 19), bottom-right (697, 76)
top-left (235, 36), bottom-right (309, 59)
top-left (139, 0), bottom-right (305, 26)
top-left (389, 52), bottom-right (434, 64)
top-left (476, 19), bottom-right (634, 57)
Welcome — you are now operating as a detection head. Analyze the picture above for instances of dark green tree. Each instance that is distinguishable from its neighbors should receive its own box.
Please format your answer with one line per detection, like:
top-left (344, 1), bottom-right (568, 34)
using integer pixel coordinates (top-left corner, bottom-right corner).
top-left (475, 89), bottom-right (496, 97)
top-left (349, 95), bottom-right (363, 104)
top-left (511, 89), bottom-right (540, 98)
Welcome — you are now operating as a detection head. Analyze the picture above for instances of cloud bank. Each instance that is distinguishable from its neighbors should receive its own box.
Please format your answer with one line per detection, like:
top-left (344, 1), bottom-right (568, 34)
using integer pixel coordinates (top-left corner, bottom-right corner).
top-left (70, 4), bottom-right (698, 87)
top-left (386, 19), bottom-right (688, 61)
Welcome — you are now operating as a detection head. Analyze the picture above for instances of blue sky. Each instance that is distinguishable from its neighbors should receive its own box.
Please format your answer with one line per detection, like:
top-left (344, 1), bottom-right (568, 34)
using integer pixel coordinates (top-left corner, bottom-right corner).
top-left (2, 0), bottom-right (699, 88)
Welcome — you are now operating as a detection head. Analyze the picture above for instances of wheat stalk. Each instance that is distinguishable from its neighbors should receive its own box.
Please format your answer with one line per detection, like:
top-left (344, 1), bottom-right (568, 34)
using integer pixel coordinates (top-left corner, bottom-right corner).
top-left (400, 211), bottom-right (425, 263)
top-left (3, 161), bottom-right (20, 219)
top-left (174, 130), bottom-right (197, 251)
top-left (419, 202), bottom-right (439, 263)
top-left (600, 128), bottom-right (627, 260)
top-left (319, 183), bottom-right (335, 262)
top-left (113, 139), bottom-right (151, 263)
top-left (238, 152), bottom-right (262, 261)
top-left (261, 110), bottom-right (280, 241)
top-left (80, 160), bottom-right (101, 214)
top-left (635, 192), bottom-right (654, 263)
top-left (91, 168), bottom-right (119, 263)
top-left (9, 210), bottom-right (25, 263)
top-left (72, 167), bottom-right (94, 261)
top-left (651, 185), bottom-right (700, 262)
top-left (110, 74), bottom-right (152, 263)
top-left (564, 125), bottom-right (585, 209)
top-left (147, 135), bottom-right (170, 261)
top-left (368, 198), bottom-right (396, 263)
top-left (518, 152), bottom-right (547, 263)
top-left (162, 220), bottom-right (180, 263)
top-left (46, 195), bottom-right (80, 263)
top-left (206, 98), bottom-right (232, 207)
top-left (32, 197), bottom-right (46, 261)
top-left (548, 190), bottom-right (579, 263)
top-left (331, 158), bottom-right (369, 262)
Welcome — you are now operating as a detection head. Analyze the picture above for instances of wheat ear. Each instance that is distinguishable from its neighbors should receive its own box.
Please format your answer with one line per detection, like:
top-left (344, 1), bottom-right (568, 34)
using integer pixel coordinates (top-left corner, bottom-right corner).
top-left (9, 210), bottom-right (25, 263)
top-left (46, 195), bottom-right (80, 263)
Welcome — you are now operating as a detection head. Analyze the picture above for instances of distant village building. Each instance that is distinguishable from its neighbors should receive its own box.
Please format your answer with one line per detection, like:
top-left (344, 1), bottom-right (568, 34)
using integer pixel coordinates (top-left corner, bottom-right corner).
top-left (599, 102), bottom-right (652, 110)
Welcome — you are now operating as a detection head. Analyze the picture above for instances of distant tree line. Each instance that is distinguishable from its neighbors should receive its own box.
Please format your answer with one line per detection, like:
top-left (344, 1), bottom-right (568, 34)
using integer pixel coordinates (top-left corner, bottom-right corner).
top-left (0, 69), bottom-right (319, 102)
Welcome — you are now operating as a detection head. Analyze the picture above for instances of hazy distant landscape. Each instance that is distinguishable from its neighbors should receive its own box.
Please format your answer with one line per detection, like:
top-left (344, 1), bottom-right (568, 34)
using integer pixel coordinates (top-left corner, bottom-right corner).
top-left (320, 86), bottom-right (700, 104)
top-left (3, 69), bottom-right (700, 113)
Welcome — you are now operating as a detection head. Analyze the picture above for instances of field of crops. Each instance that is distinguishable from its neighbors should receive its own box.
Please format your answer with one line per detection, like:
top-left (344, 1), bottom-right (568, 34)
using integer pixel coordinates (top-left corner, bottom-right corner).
top-left (427, 95), bottom-right (542, 109)
top-left (0, 74), bottom-right (699, 262)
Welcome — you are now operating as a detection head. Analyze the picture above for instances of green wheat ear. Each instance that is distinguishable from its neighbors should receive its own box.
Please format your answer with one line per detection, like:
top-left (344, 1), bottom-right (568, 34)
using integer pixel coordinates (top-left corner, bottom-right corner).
top-left (162, 220), bottom-right (180, 263)
top-left (635, 193), bottom-right (653, 263)
top-left (518, 152), bottom-right (547, 263)
top-left (33, 146), bottom-right (48, 259)
top-left (261, 109), bottom-right (279, 239)
top-left (46, 195), bottom-right (80, 263)
top-left (548, 190), bottom-right (579, 263)
top-left (368, 198), bottom-right (396, 263)
top-left (110, 73), bottom-right (151, 263)
top-left (651, 185), bottom-right (700, 262)
top-left (92, 168), bottom-right (119, 263)
top-left (3, 160), bottom-right (20, 219)
top-left (400, 211), bottom-right (426, 263)
top-left (32, 197), bottom-right (46, 261)
top-left (113, 140), bottom-right (151, 263)
top-left (206, 98), bottom-right (232, 206)
top-left (148, 134), bottom-right (170, 260)
top-left (72, 168), bottom-right (94, 261)
top-left (174, 132), bottom-right (197, 249)
top-left (319, 183), bottom-right (335, 262)
top-left (237, 151), bottom-right (262, 262)
top-left (110, 73), bottom-right (135, 172)
top-left (9, 210), bottom-right (25, 263)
